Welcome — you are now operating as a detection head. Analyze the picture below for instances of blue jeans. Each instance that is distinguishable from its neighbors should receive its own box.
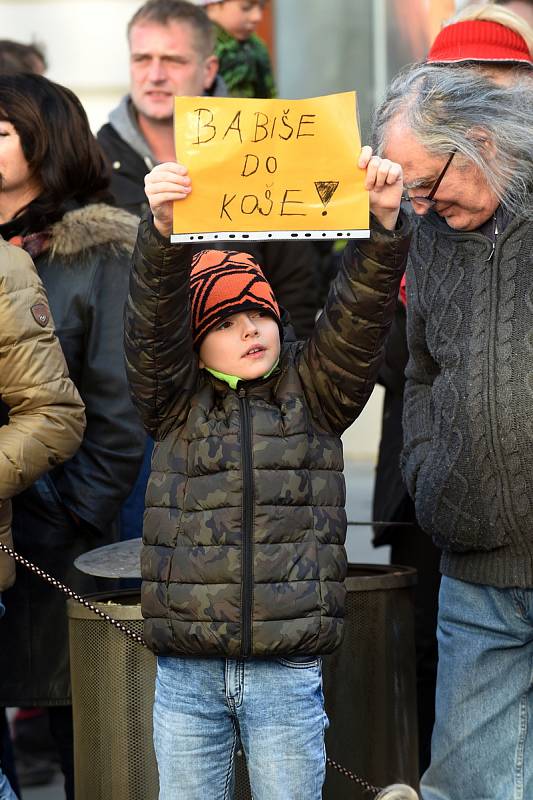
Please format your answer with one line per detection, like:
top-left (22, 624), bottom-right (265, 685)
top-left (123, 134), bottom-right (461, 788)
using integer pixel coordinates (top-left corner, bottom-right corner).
top-left (421, 576), bottom-right (533, 800)
top-left (0, 769), bottom-right (17, 800)
top-left (154, 655), bottom-right (328, 800)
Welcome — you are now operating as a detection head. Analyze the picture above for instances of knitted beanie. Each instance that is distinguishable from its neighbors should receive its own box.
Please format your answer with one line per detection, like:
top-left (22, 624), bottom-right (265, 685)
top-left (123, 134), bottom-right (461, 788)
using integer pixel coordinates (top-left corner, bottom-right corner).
top-left (189, 249), bottom-right (281, 346)
top-left (428, 20), bottom-right (532, 65)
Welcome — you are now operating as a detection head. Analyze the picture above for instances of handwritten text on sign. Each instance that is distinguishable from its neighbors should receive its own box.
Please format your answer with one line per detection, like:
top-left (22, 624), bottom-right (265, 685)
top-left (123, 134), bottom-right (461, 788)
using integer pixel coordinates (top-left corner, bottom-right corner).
top-left (171, 92), bottom-right (369, 243)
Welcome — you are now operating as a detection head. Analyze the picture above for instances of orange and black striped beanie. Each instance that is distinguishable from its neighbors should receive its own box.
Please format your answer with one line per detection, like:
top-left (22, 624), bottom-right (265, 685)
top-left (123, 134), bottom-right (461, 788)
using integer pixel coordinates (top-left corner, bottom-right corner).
top-left (189, 250), bottom-right (281, 346)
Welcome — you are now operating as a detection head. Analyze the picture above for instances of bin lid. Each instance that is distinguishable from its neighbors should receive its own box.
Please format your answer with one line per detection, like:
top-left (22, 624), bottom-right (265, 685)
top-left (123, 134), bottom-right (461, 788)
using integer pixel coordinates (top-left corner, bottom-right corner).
top-left (345, 563), bottom-right (417, 591)
top-left (74, 538), bottom-right (142, 578)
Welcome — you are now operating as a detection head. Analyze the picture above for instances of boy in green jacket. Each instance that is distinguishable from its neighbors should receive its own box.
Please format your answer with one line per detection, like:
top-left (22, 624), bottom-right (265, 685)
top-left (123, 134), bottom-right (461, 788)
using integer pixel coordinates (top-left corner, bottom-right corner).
top-left (124, 148), bottom-right (410, 799)
top-left (196, 0), bottom-right (276, 97)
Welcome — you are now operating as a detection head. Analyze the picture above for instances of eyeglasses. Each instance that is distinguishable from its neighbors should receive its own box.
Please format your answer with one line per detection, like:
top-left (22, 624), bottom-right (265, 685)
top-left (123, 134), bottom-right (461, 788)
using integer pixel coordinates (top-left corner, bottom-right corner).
top-left (403, 150), bottom-right (456, 209)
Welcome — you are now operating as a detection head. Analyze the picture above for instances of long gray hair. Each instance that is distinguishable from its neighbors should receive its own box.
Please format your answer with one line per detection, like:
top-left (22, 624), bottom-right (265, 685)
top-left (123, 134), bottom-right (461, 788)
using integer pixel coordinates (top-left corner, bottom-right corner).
top-left (372, 63), bottom-right (533, 216)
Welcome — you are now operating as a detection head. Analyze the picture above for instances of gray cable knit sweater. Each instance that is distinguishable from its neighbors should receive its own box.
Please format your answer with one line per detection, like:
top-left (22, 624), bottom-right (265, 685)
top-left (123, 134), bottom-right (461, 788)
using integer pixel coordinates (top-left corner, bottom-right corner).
top-left (401, 206), bottom-right (533, 588)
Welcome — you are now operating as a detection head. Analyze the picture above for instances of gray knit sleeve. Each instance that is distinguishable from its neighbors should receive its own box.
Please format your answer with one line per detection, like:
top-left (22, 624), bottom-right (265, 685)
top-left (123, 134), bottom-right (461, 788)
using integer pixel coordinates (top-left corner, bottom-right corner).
top-left (401, 261), bottom-right (439, 498)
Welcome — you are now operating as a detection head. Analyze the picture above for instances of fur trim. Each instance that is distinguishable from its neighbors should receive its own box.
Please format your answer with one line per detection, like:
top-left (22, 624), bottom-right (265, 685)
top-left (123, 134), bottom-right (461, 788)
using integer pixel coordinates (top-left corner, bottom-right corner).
top-left (48, 204), bottom-right (139, 260)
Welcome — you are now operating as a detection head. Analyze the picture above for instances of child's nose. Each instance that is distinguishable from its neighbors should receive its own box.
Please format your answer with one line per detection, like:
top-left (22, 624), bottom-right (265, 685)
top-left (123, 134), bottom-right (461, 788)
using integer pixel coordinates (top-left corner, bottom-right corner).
top-left (242, 315), bottom-right (259, 335)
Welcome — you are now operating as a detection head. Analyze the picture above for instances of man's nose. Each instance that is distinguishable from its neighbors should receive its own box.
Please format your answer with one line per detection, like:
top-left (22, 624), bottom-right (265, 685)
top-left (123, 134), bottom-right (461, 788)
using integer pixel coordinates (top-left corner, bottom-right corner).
top-left (410, 197), bottom-right (431, 217)
top-left (147, 59), bottom-right (166, 82)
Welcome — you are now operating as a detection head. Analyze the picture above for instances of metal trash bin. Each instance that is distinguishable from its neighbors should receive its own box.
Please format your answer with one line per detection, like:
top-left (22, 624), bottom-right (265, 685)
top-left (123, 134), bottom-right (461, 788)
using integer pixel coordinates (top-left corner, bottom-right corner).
top-left (322, 563), bottom-right (419, 798)
top-left (68, 590), bottom-right (252, 800)
top-left (68, 591), bottom-right (159, 800)
top-left (68, 564), bottom-right (417, 800)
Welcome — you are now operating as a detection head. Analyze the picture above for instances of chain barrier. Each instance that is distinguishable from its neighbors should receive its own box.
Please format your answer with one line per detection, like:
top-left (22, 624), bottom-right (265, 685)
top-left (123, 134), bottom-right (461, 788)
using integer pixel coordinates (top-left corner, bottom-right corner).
top-left (0, 540), bottom-right (145, 647)
top-left (0, 539), bottom-right (418, 799)
top-left (325, 757), bottom-right (382, 794)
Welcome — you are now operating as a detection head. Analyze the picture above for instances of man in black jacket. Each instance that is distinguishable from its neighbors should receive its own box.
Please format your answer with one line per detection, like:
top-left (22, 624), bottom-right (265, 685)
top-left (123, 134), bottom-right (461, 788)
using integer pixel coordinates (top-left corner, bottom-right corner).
top-left (97, 0), bottom-right (321, 340)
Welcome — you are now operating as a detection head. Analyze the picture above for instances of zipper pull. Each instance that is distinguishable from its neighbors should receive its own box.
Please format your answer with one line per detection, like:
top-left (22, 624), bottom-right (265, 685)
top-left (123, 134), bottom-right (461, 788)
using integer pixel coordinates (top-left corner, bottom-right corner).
top-left (486, 215), bottom-right (499, 261)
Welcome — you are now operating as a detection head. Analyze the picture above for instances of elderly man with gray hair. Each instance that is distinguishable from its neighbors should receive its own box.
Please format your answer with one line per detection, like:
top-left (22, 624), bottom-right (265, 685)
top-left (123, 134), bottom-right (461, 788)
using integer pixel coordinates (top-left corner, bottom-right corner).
top-left (372, 64), bottom-right (533, 800)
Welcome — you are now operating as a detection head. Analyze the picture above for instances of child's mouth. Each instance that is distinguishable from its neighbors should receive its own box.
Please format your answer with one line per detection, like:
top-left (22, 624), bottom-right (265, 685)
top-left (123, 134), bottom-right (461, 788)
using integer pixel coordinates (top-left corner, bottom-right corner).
top-left (243, 346), bottom-right (266, 358)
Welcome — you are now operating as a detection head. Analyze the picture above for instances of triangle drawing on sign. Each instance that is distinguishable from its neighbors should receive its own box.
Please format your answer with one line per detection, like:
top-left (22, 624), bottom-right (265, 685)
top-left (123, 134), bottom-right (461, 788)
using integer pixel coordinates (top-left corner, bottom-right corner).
top-left (315, 181), bottom-right (339, 208)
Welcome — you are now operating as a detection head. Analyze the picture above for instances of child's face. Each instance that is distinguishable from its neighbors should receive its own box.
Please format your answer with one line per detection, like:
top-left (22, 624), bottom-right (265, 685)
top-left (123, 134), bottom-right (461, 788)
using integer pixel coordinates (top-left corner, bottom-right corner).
top-left (207, 1), bottom-right (265, 42)
top-left (199, 310), bottom-right (280, 380)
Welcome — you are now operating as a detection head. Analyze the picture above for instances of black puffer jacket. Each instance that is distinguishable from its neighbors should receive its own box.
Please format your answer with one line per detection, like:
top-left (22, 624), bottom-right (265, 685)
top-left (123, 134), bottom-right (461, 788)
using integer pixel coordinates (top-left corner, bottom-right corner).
top-left (0, 204), bottom-right (146, 705)
top-left (125, 215), bottom-right (411, 658)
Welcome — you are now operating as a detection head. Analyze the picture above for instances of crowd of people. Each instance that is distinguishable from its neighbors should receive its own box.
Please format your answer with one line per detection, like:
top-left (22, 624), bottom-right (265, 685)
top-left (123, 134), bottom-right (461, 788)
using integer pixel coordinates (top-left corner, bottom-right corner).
top-left (0, 1), bottom-right (532, 799)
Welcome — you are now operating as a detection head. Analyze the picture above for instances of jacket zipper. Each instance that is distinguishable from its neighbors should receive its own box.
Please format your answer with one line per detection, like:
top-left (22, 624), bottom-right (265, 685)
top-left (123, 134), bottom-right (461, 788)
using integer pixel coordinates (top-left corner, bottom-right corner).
top-left (485, 219), bottom-right (518, 533)
top-left (238, 390), bottom-right (254, 658)
top-left (487, 214), bottom-right (499, 261)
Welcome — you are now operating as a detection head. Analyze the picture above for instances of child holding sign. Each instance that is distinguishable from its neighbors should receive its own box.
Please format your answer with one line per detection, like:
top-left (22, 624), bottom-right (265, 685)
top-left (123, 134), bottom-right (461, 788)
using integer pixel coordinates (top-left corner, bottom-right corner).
top-left (124, 147), bottom-right (410, 800)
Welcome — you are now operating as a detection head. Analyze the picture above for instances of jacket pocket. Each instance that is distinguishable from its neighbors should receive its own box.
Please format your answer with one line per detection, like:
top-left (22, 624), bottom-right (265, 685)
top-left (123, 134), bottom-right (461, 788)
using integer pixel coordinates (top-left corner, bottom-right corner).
top-left (31, 474), bottom-right (71, 523)
top-left (415, 451), bottom-right (509, 552)
top-left (275, 656), bottom-right (321, 669)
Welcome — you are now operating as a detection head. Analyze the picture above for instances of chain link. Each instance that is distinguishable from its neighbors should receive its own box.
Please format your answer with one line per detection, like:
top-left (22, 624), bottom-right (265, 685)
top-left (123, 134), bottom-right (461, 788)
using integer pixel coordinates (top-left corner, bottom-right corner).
top-left (0, 540), bottom-right (418, 798)
top-left (326, 756), bottom-right (382, 794)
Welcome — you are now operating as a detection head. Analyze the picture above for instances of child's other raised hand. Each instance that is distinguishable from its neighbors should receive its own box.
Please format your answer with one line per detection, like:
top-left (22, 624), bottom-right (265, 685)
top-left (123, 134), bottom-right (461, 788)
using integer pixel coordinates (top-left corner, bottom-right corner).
top-left (144, 162), bottom-right (191, 238)
top-left (358, 146), bottom-right (403, 231)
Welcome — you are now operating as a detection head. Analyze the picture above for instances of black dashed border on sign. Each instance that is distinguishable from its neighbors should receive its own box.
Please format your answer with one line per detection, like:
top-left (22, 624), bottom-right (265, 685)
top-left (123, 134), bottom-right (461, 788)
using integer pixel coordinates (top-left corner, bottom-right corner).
top-left (170, 229), bottom-right (370, 243)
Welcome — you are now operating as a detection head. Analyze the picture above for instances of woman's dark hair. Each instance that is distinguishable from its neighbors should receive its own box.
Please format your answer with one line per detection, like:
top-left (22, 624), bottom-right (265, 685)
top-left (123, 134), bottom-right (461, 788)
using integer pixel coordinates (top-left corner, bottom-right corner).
top-left (0, 73), bottom-right (113, 229)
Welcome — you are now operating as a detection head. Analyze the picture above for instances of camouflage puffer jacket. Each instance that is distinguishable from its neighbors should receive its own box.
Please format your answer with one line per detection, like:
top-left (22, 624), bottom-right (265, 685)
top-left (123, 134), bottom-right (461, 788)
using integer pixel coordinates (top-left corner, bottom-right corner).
top-left (125, 216), bottom-right (410, 658)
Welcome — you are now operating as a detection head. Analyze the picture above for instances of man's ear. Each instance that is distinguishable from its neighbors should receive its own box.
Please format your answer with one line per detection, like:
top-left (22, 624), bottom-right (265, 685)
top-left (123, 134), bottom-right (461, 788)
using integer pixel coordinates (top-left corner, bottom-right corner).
top-left (203, 55), bottom-right (219, 91)
top-left (466, 126), bottom-right (497, 160)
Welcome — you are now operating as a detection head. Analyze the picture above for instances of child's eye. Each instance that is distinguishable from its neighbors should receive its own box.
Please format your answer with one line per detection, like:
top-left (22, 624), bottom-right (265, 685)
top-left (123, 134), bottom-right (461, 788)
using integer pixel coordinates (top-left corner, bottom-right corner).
top-left (216, 319), bottom-right (232, 331)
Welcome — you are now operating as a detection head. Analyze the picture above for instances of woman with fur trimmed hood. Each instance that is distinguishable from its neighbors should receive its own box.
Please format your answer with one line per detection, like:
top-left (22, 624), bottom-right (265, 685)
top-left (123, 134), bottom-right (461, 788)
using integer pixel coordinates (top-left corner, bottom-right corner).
top-left (0, 73), bottom-right (146, 797)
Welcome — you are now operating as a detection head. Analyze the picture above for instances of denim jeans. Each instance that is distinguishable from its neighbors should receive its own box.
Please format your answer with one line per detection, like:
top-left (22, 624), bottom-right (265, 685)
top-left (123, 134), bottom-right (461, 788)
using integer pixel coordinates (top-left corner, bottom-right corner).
top-left (153, 655), bottom-right (328, 800)
top-left (421, 576), bottom-right (533, 800)
top-left (0, 769), bottom-right (17, 800)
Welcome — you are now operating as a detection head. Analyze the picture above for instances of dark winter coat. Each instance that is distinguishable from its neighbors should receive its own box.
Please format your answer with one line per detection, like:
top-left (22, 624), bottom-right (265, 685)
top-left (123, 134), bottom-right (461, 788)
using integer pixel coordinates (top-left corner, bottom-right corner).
top-left (0, 204), bottom-right (146, 705)
top-left (125, 214), bottom-right (411, 659)
top-left (402, 207), bottom-right (533, 588)
top-left (97, 100), bottom-right (321, 338)
top-left (372, 301), bottom-right (411, 545)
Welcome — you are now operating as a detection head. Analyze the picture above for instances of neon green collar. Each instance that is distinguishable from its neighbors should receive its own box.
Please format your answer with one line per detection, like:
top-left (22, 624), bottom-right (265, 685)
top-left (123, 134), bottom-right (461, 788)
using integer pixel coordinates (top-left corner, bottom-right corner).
top-left (205, 359), bottom-right (279, 389)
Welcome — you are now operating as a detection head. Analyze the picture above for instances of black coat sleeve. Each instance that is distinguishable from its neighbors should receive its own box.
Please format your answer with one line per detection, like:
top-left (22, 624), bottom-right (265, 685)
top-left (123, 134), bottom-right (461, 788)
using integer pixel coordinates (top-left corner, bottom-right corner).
top-left (378, 301), bottom-right (408, 393)
top-left (54, 252), bottom-right (146, 532)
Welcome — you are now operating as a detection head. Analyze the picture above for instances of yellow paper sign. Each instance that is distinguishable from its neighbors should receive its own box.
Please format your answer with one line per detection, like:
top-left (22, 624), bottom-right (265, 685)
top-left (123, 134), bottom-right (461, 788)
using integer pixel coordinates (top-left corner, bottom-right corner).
top-left (171, 92), bottom-right (369, 243)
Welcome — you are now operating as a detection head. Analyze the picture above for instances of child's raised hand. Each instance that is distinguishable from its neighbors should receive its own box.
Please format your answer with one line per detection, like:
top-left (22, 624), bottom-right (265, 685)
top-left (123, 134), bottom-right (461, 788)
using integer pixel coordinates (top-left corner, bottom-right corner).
top-left (359, 146), bottom-right (403, 231)
top-left (144, 162), bottom-right (192, 238)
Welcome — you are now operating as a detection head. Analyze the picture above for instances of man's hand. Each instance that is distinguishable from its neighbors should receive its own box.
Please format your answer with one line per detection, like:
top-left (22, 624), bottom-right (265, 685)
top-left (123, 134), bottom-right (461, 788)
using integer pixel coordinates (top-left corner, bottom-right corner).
top-left (358, 146), bottom-right (403, 231)
top-left (144, 162), bottom-right (192, 238)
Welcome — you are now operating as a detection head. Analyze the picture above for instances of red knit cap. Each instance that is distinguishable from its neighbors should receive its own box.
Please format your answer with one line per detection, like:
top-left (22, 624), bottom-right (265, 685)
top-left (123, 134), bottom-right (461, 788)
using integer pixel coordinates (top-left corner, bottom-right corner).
top-left (428, 20), bottom-right (532, 65)
top-left (189, 249), bottom-right (281, 346)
